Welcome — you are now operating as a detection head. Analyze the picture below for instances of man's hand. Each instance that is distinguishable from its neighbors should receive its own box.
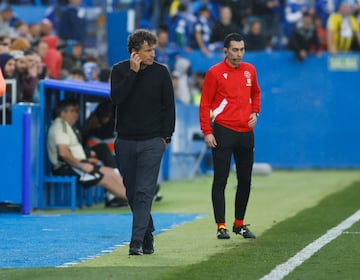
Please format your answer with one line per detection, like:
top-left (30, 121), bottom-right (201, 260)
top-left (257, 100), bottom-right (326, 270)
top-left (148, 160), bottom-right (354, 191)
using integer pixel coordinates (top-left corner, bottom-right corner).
top-left (130, 52), bottom-right (142, 72)
top-left (204, 134), bottom-right (217, 148)
top-left (248, 113), bottom-right (258, 127)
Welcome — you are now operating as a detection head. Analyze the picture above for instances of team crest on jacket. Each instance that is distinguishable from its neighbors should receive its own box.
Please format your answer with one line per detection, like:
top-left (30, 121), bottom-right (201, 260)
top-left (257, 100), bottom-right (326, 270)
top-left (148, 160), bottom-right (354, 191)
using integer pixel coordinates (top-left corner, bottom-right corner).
top-left (244, 71), bottom-right (252, 86)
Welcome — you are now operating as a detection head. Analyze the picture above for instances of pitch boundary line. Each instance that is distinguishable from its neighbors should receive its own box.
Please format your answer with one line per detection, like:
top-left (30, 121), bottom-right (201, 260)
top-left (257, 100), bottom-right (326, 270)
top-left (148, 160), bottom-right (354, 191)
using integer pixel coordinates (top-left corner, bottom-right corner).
top-left (260, 209), bottom-right (360, 280)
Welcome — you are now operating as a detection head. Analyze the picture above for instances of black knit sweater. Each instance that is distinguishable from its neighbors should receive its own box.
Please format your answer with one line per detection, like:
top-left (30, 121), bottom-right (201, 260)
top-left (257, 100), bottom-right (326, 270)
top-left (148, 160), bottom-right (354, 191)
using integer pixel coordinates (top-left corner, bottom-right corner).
top-left (110, 60), bottom-right (175, 140)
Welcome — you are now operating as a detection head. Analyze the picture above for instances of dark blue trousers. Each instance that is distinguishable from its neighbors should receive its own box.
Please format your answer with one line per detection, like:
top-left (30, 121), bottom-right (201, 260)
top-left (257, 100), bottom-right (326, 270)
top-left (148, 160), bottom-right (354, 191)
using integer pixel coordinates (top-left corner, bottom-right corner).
top-left (114, 137), bottom-right (165, 242)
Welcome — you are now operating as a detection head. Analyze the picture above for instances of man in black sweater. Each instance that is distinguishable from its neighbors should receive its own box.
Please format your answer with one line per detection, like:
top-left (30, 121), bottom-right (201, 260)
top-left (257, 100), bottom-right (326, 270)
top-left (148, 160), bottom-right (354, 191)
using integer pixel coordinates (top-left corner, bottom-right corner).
top-left (110, 29), bottom-right (175, 256)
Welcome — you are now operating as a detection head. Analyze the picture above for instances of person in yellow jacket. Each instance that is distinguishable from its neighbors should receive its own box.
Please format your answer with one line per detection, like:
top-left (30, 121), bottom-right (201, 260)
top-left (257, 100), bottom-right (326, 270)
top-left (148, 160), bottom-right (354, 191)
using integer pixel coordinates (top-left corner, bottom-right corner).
top-left (326, 2), bottom-right (360, 54)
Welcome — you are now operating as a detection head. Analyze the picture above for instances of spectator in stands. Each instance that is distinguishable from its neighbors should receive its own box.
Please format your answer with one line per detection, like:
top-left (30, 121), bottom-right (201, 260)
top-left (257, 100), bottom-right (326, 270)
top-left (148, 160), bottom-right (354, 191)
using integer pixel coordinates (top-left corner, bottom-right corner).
top-left (0, 53), bottom-right (15, 80)
top-left (58, 0), bottom-right (87, 44)
top-left (10, 38), bottom-right (31, 52)
top-left (0, 53), bottom-right (15, 123)
top-left (314, 14), bottom-right (328, 51)
top-left (13, 50), bottom-right (40, 102)
top-left (61, 41), bottom-right (86, 79)
top-left (284, 0), bottom-right (312, 38)
top-left (28, 22), bottom-right (41, 45)
top-left (40, 18), bottom-right (55, 37)
top-left (155, 27), bottom-right (180, 71)
top-left (82, 58), bottom-right (100, 82)
top-left (315, 0), bottom-right (341, 28)
top-left (288, 11), bottom-right (320, 61)
top-left (168, 2), bottom-right (195, 51)
top-left (47, 98), bottom-right (127, 200)
top-left (13, 21), bottom-right (32, 40)
top-left (190, 5), bottom-right (213, 56)
top-left (245, 18), bottom-right (269, 51)
top-left (67, 66), bottom-right (86, 81)
top-left (99, 67), bottom-right (111, 82)
top-left (252, 0), bottom-right (283, 49)
top-left (210, 5), bottom-right (239, 51)
top-left (36, 37), bottom-right (62, 79)
top-left (191, 0), bottom-right (219, 24)
top-left (0, 5), bottom-right (18, 38)
top-left (220, 0), bottom-right (253, 32)
top-left (0, 35), bottom-right (11, 54)
top-left (326, 2), bottom-right (360, 54)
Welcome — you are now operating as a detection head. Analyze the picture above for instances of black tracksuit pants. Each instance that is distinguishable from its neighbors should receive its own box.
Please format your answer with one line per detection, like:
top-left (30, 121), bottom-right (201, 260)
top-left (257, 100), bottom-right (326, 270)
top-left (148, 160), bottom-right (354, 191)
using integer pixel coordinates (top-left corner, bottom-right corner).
top-left (211, 123), bottom-right (254, 224)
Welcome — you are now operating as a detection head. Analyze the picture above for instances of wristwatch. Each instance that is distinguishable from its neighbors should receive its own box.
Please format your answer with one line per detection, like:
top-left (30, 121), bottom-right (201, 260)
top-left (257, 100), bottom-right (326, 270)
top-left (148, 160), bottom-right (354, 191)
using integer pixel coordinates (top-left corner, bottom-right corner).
top-left (253, 112), bottom-right (259, 117)
top-left (164, 137), bottom-right (172, 144)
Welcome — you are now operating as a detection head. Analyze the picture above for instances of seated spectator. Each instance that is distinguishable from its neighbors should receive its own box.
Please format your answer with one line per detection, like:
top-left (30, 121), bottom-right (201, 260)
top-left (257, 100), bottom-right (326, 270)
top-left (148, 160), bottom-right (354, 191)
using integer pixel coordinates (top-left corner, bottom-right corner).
top-left (0, 53), bottom-right (15, 124)
top-left (13, 21), bottom-right (31, 40)
top-left (0, 35), bottom-right (11, 54)
top-left (326, 2), bottom-right (360, 54)
top-left (0, 5), bottom-right (18, 38)
top-left (36, 37), bottom-right (62, 79)
top-left (288, 12), bottom-right (320, 61)
top-left (47, 98), bottom-right (127, 200)
top-left (67, 67), bottom-right (86, 81)
top-left (314, 14), bottom-right (327, 51)
top-left (10, 38), bottom-right (31, 52)
top-left (245, 18), bottom-right (269, 51)
top-left (82, 57), bottom-right (101, 82)
top-left (60, 41), bottom-right (86, 79)
top-left (12, 50), bottom-right (40, 102)
top-left (210, 5), bottom-right (239, 51)
top-left (155, 27), bottom-right (180, 71)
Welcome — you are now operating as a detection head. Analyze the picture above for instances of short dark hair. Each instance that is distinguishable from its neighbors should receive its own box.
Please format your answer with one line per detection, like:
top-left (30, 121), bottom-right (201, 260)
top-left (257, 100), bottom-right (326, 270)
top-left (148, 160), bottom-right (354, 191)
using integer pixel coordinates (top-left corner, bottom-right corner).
top-left (53, 98), bottom-right (79, 119)
top-left (127, 29), bottom-right (157, 54)
top-left (224, 33), bottom-right (245, 48)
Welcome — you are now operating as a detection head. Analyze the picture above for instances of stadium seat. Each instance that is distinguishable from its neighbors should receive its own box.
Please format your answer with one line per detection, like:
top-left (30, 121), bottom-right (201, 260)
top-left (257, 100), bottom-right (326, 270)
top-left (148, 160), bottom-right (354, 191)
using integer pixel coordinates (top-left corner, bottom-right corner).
top-left (42, 175), bottom-right (77, 211)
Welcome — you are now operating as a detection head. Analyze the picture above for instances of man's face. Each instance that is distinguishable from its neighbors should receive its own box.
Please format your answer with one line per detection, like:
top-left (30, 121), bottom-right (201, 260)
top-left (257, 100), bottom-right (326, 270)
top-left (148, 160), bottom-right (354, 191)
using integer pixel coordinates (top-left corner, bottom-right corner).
top-left (61, 105), bottom-right (79, 126)
top-left (224, 40), bottom-right (245, 68)
top-left (136, 41), bottom-right (155, 67)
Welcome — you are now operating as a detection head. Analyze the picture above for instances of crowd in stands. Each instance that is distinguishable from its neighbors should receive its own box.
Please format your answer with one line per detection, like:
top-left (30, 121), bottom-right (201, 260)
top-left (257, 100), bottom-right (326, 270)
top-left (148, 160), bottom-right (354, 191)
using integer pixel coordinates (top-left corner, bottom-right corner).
top-left (0, 0), bottom-right (359, 109)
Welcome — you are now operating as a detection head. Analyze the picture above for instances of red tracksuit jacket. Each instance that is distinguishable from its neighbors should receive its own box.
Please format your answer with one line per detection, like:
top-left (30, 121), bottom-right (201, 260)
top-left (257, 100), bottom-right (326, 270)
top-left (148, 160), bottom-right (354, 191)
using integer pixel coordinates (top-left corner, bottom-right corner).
top-left (199, 58), bottom-right (261, 135)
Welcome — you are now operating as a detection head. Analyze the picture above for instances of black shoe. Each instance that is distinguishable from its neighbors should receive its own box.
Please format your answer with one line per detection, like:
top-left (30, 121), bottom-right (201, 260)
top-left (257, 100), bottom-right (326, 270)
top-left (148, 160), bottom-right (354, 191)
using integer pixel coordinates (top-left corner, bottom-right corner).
top-left (143, 233), bottom-right (154, 254)
top-left (217, 226), bottom-right (230, 239)
top-left (105, 197), bottom-right (128, 208)
top-left (129, 240), bottom-right (143, 255)
top-left (233, 224), bottom-right (256, 239)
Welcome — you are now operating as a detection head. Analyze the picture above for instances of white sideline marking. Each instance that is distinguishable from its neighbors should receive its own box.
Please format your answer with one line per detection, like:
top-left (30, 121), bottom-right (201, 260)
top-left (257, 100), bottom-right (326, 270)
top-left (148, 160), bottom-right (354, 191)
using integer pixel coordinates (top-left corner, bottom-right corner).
top-left (260, 210), bottom-right (360, 280)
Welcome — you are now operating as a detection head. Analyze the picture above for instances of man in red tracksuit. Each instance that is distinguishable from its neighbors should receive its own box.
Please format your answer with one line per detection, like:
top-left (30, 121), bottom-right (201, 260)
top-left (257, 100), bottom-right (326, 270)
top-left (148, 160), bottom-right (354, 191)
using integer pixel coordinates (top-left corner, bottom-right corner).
top-left (199, 33), bottom-right (261, 239)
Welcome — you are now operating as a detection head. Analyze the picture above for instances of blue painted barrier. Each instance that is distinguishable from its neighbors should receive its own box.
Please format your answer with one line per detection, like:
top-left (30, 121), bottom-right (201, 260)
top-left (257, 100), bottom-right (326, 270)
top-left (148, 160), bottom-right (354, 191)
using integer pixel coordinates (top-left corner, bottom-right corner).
top-left (22, 110), bottom-right (31, 215)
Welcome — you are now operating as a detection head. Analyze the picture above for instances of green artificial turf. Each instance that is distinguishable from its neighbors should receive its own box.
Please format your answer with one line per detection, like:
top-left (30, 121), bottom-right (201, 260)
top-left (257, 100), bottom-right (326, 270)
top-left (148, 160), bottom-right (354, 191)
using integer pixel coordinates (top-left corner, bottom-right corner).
top-left (1, 170), bottom-right (359, 280)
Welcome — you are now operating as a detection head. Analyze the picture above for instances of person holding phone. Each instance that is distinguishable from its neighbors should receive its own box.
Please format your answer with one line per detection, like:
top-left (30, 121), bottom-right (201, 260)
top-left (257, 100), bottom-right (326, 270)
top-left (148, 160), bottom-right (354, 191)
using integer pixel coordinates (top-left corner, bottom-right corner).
top-left (110, 29), bottom-right (175, 255)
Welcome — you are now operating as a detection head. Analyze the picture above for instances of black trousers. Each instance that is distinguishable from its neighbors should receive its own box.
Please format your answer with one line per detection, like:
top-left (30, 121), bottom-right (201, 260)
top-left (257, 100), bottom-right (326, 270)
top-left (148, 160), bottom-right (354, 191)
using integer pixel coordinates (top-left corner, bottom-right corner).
top-left (114, 137), bottom-right (165, 242)
top-left (211, 123), bottom-right (254, 224)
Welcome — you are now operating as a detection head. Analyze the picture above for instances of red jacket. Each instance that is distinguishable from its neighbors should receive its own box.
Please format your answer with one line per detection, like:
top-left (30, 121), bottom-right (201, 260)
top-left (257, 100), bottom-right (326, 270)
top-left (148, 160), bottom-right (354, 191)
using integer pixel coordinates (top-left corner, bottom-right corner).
top-left (199, 58), bottom-right (261, 135)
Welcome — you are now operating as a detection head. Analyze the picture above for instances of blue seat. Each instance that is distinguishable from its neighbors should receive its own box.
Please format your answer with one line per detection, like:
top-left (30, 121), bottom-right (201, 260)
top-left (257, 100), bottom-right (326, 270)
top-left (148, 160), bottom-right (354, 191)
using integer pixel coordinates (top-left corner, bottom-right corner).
top-left (43, 176), bottom-right (77, 211)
